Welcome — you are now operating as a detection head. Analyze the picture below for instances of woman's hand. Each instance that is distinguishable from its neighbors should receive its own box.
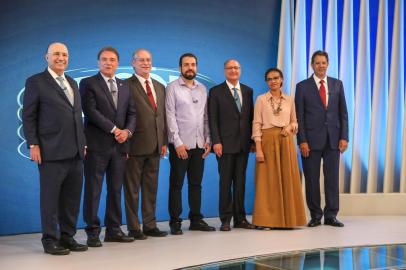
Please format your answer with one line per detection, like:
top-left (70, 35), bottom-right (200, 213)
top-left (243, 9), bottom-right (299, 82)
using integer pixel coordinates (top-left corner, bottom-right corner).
top-left (256, 150), bottom-right (265, 162)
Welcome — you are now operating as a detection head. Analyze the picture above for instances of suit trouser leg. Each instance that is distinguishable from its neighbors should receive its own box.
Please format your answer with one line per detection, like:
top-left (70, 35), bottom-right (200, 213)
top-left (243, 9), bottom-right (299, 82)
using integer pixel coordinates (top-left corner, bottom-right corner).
top-left (124, 156), bottom-right (144, 231)
top-left (187, 148), bottom-right (204, 222)
top-left (217, 154), bottom-right (234, 224)
top-left (83, 150), bottom-right (110, 236)
top-left (140, 154), bottom-right (160, 230)
top-left (39, 159), bottom-right (72, 240)
top-left (322, 145), bottom-right (340, 219)
top-left (168, 144), bottom-right (188, 223)
top-left (105, 147), bottom-right (126, 231)
top-left (58, 157), bottom-right (83, 237)
top-left (232, 152), bottom-right (248, 223)
top-left (302, 150), bottom-right (323, 220)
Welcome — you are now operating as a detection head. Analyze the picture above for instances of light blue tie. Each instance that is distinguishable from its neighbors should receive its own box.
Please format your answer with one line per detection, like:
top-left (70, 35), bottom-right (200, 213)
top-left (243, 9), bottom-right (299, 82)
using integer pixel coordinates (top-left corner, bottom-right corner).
top-left (56, 76), bottom-right (73, 105)
top-left (232, 88), bottom-right (242, 113)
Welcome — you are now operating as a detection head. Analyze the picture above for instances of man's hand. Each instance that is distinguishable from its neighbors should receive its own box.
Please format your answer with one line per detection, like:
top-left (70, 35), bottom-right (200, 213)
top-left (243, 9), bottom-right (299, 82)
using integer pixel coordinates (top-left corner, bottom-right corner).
top-left (176, 144), bottom-right (189, 159)
top-left (30, 145), bottom-right (42, 164)
top-left (339, 139), bottom-right (348, 153)
top-left (299, 142), bottom-right (310, 157)
top-left (202, 143), bottom-right (211, 158)
top-left (114, 128), bottom-right (129, 143)
top-left (213, 143), bottom-right (222, 157)
top-left (256, 150), bottom-right (265, 162)
top-left (160, 145), bottom-right (167, 158)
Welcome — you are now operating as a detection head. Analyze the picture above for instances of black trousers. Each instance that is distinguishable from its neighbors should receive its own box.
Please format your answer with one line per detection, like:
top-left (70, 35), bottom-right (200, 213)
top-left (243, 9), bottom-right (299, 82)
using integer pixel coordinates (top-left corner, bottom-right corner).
top-left (217, 152), bottom-right (249, 224)
top-left (38, 155), bottom-right (83, 240)
top-left (83, 146), bottom-right (126, 236)
top-left (302, 137), bottom-right (340, 220)
top-left (168, 144), bottom-right (204, 223)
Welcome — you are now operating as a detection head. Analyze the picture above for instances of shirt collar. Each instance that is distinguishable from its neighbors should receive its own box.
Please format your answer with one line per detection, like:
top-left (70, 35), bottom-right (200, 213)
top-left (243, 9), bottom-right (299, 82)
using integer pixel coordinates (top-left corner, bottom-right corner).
top-left (100, 72), bottom-right (116, 84)
top-left (178, 76), bottom-right (199, 87)
top-left (134, 73), bottom-right (152, 84)
top-left (265, 90), bottom-right (287, 101)
top-left (313, 74), bottom-right (327, 84)
top-left (47, 67), bottom-right (66, 80)
top-left (226, 80), bottom-right (240, 91)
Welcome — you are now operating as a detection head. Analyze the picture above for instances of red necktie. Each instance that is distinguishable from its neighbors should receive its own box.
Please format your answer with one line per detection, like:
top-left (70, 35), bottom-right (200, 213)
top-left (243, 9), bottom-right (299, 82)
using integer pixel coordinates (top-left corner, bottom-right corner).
top-left (319, 80), bottom-right (327, 108)
top-left (145, 80), bottom-right (157, 111)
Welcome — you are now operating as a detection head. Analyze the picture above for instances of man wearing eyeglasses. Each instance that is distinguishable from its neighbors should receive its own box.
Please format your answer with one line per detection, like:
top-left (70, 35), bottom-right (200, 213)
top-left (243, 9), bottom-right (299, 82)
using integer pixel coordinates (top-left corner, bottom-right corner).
top-left (208, 59), bottom-right (255, 231)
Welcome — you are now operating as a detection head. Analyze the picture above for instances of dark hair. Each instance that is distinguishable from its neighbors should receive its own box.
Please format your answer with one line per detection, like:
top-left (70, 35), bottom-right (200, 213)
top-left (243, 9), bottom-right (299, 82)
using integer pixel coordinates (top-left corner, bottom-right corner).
top-left (98, 46), bottom-right (120, 61)
top-left (265, 67), bottom-right (284, 87)
top-left (179, 53), bottom-right (197, 67)
top-left (311, 50), bottom-right (329, 64)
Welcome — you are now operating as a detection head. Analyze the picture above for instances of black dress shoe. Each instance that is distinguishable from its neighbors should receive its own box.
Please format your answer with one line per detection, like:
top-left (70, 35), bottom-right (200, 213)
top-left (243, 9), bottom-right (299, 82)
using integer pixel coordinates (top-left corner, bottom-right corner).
top-left (104, 230), bottom-right (135, 243)
top-left (128, 229), bottom-right (147, 240)
top-left (234, 220), bottom-right (255, 229)
top-left (170, 221), bottom-right (183, 235)
top-left (220, 223), bottom-right (231, 231)
top-left (60, 236), bottom-right (88, 252)
top-left (189, 219), bottom-right (216, 231)
top-left (42, 239), bottom-right (70, 255)
top-left (324, 218), bottom-right (344, 227)
top-left (307, 219), bottom-right (322, 227)
top-left (87, 235), bottom-right (102, 247)
top-left (144, 227), bottom-right (168, 237)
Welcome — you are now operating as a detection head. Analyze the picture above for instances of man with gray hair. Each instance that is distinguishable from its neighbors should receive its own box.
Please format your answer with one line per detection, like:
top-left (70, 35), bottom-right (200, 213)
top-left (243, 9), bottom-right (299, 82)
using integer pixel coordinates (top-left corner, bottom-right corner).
top-left (124, 49), bottom-right (168, 239)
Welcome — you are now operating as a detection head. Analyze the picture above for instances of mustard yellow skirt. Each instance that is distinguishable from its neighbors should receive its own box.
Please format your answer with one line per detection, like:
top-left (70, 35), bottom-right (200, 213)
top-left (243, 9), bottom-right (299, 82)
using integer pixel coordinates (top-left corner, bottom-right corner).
top-left (252, 127), bottom-right (307, 227)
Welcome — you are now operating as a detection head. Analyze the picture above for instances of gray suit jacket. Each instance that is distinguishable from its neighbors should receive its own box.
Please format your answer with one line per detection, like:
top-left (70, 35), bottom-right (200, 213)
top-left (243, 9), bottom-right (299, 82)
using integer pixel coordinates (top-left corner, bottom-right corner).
top-left (127, 75), bottom-right (167, 155)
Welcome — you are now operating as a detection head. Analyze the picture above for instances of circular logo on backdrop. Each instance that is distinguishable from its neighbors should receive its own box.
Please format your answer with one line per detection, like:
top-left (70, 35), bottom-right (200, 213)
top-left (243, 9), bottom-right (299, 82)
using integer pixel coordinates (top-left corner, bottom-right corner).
top-left (16, 66), bottom-right (216, 159)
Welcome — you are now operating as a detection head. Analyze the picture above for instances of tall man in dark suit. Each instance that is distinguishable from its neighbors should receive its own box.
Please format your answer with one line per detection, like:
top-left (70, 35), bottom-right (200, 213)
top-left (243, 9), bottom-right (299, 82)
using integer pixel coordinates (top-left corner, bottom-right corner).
top-left (295, 50), bottom-right (348, 228)
top-left (80, 47), bottom-right (136, 247)
top-left (124, 49), bottom-right (168, 239)
top-left (208, 59), bottom-right (255, 231)
top-left (23, 42), bottom-right (87, 255)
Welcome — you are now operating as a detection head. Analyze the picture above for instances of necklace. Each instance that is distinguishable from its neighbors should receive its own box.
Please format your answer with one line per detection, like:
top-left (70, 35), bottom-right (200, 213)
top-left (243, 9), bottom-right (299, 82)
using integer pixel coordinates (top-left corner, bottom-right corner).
top-left (270, 94), bottom-right (282, 116)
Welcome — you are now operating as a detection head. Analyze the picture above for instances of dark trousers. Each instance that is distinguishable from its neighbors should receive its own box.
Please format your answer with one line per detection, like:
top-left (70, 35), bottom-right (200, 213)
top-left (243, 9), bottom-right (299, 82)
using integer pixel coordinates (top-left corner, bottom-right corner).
top-left (83, 146), bottom-right (126, 236)
top-left (38, 156), bottom-right (83, 240)
top-left (124, 153), bottom-right (160, 231)
top-left (302, 137), bottom-right (340, 220)
top-left (168, 144), bottom-right (204, 223)
top-left (217, 152), bottom-right (249, 224)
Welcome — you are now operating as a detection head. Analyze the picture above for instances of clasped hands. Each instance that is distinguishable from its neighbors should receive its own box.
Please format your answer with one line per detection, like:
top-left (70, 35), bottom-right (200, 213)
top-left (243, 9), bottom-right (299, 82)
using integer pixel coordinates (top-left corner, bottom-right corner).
top-left (114, 128), bottom-right (129, 143)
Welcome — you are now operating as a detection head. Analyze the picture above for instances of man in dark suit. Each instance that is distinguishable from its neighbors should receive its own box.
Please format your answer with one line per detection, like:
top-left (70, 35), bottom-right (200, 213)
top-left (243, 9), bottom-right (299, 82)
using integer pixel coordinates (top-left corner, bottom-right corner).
top-left (208, 59), bottom-right (255, 231)
top-left (80, 47), bottom-right (136, 247)
top-left (295, 50), bottom-right (349, 228)
top-left (124, 49), bottom-right (168, 239)
top-left (23, 42), bottom-right (87, 255)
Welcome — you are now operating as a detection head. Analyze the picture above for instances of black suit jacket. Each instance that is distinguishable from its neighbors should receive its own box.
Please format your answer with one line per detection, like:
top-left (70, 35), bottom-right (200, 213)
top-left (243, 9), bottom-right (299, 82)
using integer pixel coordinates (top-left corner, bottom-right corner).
top-left (208, 81), bottom-right (254, 153)
top-left (22, 69), bottom-right (86, 161)
top-left (80, 72), bottom-right (136, 153)
top-left (295, 76), bottom-right (349, 150)
top-left (126, 75), bottom-right (167, 155)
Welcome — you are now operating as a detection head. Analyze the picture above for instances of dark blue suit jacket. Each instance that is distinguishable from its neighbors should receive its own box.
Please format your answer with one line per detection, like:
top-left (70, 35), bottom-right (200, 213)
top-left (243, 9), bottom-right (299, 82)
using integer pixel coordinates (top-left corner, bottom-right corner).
top-left (295, 76), bottom-right (348, 150)
top-left (22, 69), bottom-right (86, 161)
top-left (80, 72), bottom-right (136, 153)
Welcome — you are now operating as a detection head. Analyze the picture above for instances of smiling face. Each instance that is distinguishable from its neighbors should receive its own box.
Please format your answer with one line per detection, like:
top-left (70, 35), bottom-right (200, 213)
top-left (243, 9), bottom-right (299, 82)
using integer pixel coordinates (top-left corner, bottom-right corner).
top-left (132, 49), bottom-right (152, 79)
top-left (98, 50), bottom-right (119, 78)
top-left (311, 55), bottom-right (329, 79)
top-left (46, 43), bottom-right (69, 75)
top-left (224, 59), bottom-right (241, 85)
top-left (266, 71), bottom-right (283, 92)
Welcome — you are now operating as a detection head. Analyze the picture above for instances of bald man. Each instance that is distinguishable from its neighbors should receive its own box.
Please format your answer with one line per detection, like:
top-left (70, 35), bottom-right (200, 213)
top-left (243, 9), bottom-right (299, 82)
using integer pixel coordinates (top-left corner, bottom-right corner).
top-left (23, 42), bottom-right (87, 255)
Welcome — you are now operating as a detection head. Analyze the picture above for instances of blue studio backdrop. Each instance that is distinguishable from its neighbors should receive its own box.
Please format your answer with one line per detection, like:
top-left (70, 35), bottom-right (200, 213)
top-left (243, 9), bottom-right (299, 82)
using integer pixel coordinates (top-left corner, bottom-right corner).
top-left (0, 0), bottom-right (281, 235)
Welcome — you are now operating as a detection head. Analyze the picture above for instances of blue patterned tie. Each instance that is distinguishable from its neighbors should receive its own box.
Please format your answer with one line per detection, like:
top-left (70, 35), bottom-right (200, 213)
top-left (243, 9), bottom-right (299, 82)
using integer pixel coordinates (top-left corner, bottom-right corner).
top-left (232, 88), bottom-right (242, 112)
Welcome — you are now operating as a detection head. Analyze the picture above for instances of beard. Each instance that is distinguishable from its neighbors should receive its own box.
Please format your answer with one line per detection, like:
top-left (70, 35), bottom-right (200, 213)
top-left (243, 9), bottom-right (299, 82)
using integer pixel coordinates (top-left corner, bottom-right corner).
top-left (182, 70), bottom-right (196, 80)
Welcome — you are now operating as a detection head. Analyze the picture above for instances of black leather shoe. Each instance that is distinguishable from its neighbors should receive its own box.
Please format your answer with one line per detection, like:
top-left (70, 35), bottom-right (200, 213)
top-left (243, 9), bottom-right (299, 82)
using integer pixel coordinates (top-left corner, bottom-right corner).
top-left (144, 227), bottom-right (168, 237)
top-left (307, 219), bottom-right (322, 227)
top-left (87, 235), bottom-right (102, 247)
top-left (42, 239), bottom-right (70, 255)
top-left (60, 236), bottom-right (88, 252)
top-left (220, 223), bottom-right (231, 231)
top-left (104, 230), bottom-right (135, 242)
top-left (170, 221), bottom-right (183, 235)
top-left (189, 220), bottom-right (216, 231)
top-left (128, 229), bottom-right (147, 240)
top-left (324, 218), bottom-right (344, 227)
top-left (234, 220), bottom-right (255, 229)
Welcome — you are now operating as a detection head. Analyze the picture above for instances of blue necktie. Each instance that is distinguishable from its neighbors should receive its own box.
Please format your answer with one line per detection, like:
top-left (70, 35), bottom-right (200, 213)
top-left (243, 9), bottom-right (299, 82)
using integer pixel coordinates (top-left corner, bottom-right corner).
top-left (232, 88), bottom-right (242, 112)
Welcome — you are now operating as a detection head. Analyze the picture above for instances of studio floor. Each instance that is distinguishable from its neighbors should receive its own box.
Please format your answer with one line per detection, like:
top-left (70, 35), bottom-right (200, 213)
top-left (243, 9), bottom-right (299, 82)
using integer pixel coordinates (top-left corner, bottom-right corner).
top-left (1, 216), bottom-right (406, 270)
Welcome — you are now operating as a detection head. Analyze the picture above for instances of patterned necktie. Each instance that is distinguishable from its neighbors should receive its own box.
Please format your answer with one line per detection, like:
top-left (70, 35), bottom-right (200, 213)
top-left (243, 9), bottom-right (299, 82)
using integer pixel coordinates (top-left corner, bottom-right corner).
top-left (319, 80), bottom-right (327, 108)
top-left (145, 80), bottom-right (157, 111)
top-left (56, 76), bottom-right (73, 105)
top-left (232, 88), bottom-right (242, 113)
top-left (108, 78), bottom-right (118, 109)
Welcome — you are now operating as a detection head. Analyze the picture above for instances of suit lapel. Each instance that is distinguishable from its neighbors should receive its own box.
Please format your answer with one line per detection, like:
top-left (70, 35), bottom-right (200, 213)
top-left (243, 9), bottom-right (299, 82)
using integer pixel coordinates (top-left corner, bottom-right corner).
top-left (132, 75), bottom-right (156, 112)
top-left (96, 73), bottom-right (116, 110)
top-left (308, 76), bottom-right (325, 109)
top-left (240, 85), bottom-right (249, 115)
top-left (66, 76), bottom-right (79, 108)
top-left (223, 82), bottom-right (240, 114)
top-left (44, 70), bottom-right (73, 107)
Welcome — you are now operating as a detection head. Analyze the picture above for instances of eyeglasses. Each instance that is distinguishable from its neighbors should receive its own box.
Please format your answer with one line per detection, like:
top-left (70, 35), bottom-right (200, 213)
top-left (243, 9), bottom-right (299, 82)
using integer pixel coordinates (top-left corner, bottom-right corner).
top-left (266, 76), bottom-right (281, 82)
top-left (225, 66), bottom-right (240, 70)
